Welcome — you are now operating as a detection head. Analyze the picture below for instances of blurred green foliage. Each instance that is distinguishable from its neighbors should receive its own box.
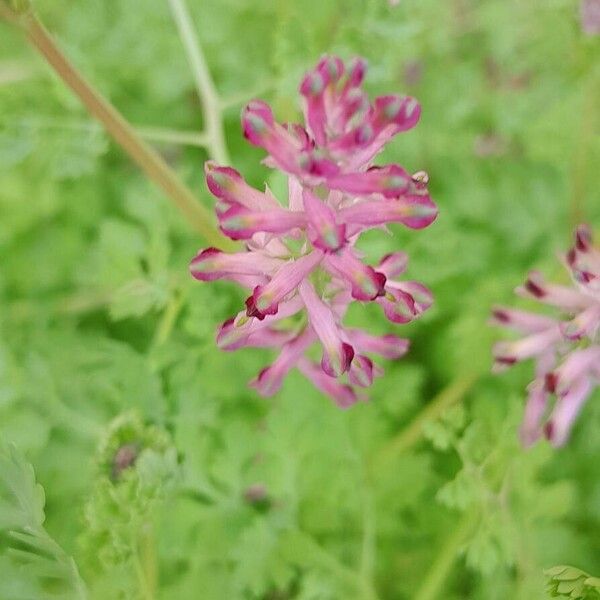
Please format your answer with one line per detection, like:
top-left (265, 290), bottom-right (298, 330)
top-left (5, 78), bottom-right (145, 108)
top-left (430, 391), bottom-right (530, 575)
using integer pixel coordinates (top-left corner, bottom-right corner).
top-left (1, 0), bottom-right (599, 598)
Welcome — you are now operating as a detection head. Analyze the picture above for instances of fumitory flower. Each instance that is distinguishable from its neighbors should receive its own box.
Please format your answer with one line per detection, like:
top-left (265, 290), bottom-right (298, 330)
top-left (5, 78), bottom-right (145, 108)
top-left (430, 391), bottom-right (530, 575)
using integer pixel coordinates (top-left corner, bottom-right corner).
top-left (492, 225), bottom-right (600, 447)
top-left (191, 55), bottom-right (438, 407)
top-left (581, 0), bottom-right (600, 35)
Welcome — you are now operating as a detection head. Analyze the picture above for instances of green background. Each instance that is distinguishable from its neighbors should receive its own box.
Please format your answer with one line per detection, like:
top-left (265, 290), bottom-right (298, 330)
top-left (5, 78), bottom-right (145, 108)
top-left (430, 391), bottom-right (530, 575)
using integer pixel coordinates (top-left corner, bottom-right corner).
top-left (1, 0), bottom-right (599, 598)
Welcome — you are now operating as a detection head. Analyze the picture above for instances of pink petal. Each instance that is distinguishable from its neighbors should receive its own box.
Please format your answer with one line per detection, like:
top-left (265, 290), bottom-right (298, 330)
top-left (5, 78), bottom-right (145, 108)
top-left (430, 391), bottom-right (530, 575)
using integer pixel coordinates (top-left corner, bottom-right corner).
top-left (517, 271), bottom-right (594, 311)
top-left (490, 307), bottom-right (558, 334)
top-left (190, 247), bottom-right (282, 281)
top-left (545, 377), bottom-right (593, 447)
top-left (302, 189), bottom-right (346, 252)
top-left (339, 194), bottom-right (438, 230)
top-left (327, 164), bottom-right (412, 198)
top-left (288, 176), bottom-right (304, 211)
top-left (298, 359), bottom-right (359, 408)
top-left (549, 346), bottom-right (600, 396)
top-left (559, 305), bottom-right (600, 340)
top-left (218, 205), bottom-right (306, 240)
top-left (298, 280), bottom-right (354, 377)
top-left (492, 326), bottom-right (563, 366)
top-left (246, 251), bottom-right (323, 320)
top-left (387, 280), bottom-right (433, 314)
top-left (250, 329), bottom-right (316, 396)
top-left (376, 288), bottom-right (417, 324)
top-left (242, 100), bottom-right (306, 174)
top-left (519, 379), bottom-right (549, 447)
top-left (205, 161), bottom-right (279, 213)
top-left (300, 56), bottom-right (344, 146)
top-left (345, 329), bottom-right (410, 359)
top-left (581, 0), bottom-right (600, 35)
top-left (217, 297), bottom-right (304, 350)
top-left (345, 95), bottom-right (421, 167)
top-left (348, 354), bottom-right (377, 387)
top-left (324, 249), bottom-right (386, 301)
top-left (377, 252), bottom-right (409, 278)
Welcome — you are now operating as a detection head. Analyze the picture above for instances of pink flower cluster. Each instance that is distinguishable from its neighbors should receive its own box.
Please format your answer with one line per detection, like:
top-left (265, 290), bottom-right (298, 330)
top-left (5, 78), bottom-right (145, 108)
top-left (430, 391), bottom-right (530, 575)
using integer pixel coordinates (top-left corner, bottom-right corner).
top-left (581, 0), bottom-right (600, 35)
top-left (492, 225), bottom-right (600, 446)
top-left (190, 56), bottom-right (437, 407)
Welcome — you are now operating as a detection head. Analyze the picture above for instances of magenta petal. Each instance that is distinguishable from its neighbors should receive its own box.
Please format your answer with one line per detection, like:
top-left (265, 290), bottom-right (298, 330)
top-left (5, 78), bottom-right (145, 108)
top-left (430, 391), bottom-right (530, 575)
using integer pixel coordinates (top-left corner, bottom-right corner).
top-left (246, 251), bottom-right (323, 320)
top-left (321, 342), bottom-right (355, 378)
top-left (302, 189), bottom-right (346, 252)
top-left (217, 298), bottom-right (304, 350)
top-left (299, 280), bottom-right (354, 377)
top-left (205, 161), bottom-right (279, 213)
top-left (519, 379), bottom-right (549, 447)
top-left (575, 224), bottom-right (593, 252)
top-left (325, 249), bottom-right (387, 301)
top-left (288, 176), bottom-right (304, 211)
top-left (219, 205), bottom-right (306, 240)
top-left (190, 247), bottom-right (281, 281)
top-left (348, 355), bottom-right (376, 387)
top-left (559, 305), bottom-right (600, 340)
top-left (517, 271), bottom-right (593, 311)
top-left (339, 194), bottom-right (438, 230)
top-left (327, 164), bottom-right (412, 198)
top-left (299, 58), bottom-right (333, 146)
top-left (372, 95), bottom-right (421, 133)
top-left (377, 252), bottom-right (409, 278)
top-left (242, 101), bottom-right (308, 176)
top-left (377, 288), bottom-right (417, 324)
top-left (492, 326), bottom-right (563, 366)
top-left (490, 306), bottom-right (557, 334)
top-left (388, 280), bottom-right (433, 314)
top-left (545, 377), bottom-right (593, 447)
top-left (298, 359), bottom-right (359, 408)
top-left (346, 329), bottom-right (410, 359)
top-left (551, 346), bottom-right (600, 396)
top-left (242, 100), bottom-right (275, 145)
top-left (250, 329), bottom-right (315, 396)
top-left (345, 56), bottom-right (368, 89)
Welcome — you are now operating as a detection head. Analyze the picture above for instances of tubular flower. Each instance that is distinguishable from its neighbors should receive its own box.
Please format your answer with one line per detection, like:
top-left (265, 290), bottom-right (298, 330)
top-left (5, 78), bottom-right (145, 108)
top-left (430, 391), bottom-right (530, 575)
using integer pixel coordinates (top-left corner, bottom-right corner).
top-left (191, 55), bottom-right (438, 407)
top-left (492, 225), bottom-right (600, 446)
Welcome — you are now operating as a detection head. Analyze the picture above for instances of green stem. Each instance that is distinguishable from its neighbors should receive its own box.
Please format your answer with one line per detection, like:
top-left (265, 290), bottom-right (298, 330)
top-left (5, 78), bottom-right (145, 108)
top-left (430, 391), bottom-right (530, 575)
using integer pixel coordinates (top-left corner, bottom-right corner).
top-left (219, 79), bottom-right (275, 109)
top-left (136, 522), bottom-right (157, 600)
top-left (359, 484), bottom-right (377, 599)
top-left (167, 0), bottom-right (230, 165)
top-left (13, 117), bottom-right (210, 147)
top-left (151, 291), bottom-right (185, 349)
top-left (370, 373), bottom-right (478, 473)
top-left (1, 3), bottom-right (233, 249)
top-left (569, 70), bottom-right (599, 227)
top-left (282, 529), bottom-right (381, 600)
top-left (414, 512), bottom-right (478, 600)
top-left (135, 125), bottom-right (208, 147)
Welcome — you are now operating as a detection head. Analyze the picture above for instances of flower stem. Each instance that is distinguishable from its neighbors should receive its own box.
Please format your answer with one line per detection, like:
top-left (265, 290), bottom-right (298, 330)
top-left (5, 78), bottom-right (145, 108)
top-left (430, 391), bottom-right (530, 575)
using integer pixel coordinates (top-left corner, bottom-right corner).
top-left (136, 522), bottom-right (157, 600)
top-left (167, 0), bottom-right (230, 165)
top-left (15, 118), bottom-right (210, 147)
top-left (569, 70), bottom-right (599, 227)
top-left (414, 511), bottom-right (478, 600)
top-left (370, 373), bottom-right (478, 473)
top-left (281, 529), bottom-right (381, 600)
top-left (1, 4), bottom-right (234, 249)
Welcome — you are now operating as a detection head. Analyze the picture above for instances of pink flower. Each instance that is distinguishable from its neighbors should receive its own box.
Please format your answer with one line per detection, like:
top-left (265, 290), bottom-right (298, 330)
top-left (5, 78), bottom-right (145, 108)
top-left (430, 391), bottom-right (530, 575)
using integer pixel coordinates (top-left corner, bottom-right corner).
top-left (492, 225), bottom-right (600, 447)
top-left (581, 0), bottom-right (600, 35)
top-left (191, 55), bottom-right (437, 406)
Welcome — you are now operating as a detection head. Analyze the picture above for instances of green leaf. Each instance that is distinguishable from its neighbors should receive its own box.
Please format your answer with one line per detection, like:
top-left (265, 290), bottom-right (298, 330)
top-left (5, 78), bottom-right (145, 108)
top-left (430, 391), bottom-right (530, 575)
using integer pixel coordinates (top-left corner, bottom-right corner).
top-left (0, 443), bottom-right (87, 599)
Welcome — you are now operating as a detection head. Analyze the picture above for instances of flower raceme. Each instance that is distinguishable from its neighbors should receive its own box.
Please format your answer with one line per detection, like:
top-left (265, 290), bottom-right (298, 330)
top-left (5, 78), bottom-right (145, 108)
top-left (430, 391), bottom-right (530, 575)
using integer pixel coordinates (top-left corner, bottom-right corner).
top-left (190, 55), bottom-right (438, 407)
top-left (492, 225), bottom-right (600, 447)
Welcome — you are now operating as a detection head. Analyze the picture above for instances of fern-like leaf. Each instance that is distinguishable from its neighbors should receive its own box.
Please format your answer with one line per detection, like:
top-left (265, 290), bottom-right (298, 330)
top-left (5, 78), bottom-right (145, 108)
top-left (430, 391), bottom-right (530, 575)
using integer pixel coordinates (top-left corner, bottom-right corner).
top-left (0, 443), bottom-right (87, 600)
